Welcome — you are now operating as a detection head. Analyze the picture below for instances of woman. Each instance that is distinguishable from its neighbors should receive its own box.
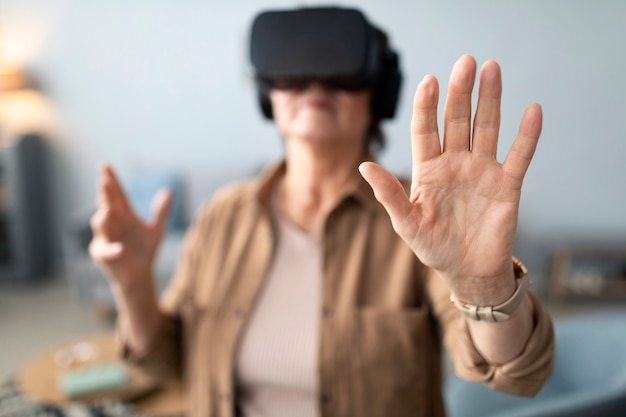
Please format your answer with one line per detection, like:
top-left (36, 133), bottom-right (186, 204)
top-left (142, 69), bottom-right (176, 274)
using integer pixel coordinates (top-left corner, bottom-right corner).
top-left (89, 6), bottom-right (554, 417)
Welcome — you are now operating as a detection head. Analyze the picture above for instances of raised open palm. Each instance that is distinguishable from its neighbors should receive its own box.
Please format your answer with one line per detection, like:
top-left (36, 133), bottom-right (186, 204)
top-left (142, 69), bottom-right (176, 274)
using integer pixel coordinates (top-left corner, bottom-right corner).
top-left (360, 54), bottom-right (542, 301)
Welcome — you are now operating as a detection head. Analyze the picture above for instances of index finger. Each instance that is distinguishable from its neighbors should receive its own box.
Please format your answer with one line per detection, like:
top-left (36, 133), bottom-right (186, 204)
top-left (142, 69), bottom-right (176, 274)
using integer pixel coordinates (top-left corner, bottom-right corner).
top-left (503, 103), bottom-right (543, 183)
top-left (97, 164), bottom-right (132, 212)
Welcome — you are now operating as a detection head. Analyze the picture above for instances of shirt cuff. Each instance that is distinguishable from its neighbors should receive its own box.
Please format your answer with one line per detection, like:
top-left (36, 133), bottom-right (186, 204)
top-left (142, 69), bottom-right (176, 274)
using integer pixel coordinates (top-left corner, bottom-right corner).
top-left (453, 291), bottom-right (556, 397)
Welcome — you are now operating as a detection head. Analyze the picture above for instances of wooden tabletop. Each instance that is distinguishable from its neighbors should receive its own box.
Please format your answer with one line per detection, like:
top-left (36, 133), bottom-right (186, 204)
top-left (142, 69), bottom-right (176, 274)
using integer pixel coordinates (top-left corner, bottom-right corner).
top-left (15, 333), bottom-right (187, 416)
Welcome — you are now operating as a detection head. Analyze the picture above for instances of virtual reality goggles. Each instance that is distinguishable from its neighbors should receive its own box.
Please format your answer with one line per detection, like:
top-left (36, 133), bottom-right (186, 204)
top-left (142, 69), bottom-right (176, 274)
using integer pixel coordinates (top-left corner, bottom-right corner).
top-left (249, 7), bottom-right (402, 120)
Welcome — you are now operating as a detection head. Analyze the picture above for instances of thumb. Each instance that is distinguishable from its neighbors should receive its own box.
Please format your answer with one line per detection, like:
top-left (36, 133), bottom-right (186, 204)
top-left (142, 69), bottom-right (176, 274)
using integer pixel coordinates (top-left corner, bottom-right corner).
top-left (149, 188), bottom-right (173, 231)
top-left (358, 162), bottom-right (413, 226)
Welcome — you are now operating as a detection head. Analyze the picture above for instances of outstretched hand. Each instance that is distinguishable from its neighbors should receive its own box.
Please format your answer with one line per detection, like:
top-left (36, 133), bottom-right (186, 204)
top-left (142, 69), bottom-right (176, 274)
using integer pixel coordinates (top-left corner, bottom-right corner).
top-left (359, 54), bottom-right (542, 304)
top-left (89, 165), bottom-right (173, 290)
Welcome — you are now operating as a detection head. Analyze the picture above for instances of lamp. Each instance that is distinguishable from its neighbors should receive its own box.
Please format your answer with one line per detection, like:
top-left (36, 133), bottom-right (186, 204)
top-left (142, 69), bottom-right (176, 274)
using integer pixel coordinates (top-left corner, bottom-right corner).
top-left (0, 65), bottom-right (56, 143)
top-left (0, 66), bottom-right (30, 91)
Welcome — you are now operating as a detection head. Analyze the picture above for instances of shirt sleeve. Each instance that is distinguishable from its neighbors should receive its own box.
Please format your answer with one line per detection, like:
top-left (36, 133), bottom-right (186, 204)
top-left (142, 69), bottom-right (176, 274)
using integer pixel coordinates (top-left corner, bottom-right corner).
top-left (115, 204), bottom-right (211, 380)
top-left (115, 313), bottom-right (183, 380)
top-left (426, 268), bottom-right (556, 397)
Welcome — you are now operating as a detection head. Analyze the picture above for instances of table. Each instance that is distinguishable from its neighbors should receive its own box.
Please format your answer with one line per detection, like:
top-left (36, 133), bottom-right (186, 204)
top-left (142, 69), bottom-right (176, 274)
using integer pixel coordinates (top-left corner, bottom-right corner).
top-left (10, 333), bottom-right (187, 416)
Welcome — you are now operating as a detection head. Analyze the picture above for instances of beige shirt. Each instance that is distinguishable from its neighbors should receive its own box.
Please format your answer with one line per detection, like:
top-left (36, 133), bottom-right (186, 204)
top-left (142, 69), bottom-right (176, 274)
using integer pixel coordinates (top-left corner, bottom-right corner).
top-left (120, 160), bottom-right (555, 417)
top-left (235, 204), bottom-right (321, 417)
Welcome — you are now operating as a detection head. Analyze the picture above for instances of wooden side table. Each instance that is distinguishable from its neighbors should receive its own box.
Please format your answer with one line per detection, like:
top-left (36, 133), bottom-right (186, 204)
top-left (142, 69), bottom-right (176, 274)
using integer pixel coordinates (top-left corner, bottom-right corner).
top-left (15, 333), bottom-right (187, 416)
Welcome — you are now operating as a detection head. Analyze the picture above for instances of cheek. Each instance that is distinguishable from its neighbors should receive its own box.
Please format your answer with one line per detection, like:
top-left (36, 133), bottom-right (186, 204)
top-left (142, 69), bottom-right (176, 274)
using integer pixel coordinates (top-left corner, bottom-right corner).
top-left (269, 91), bottom-right (294, 122)
top-left (340, 92), bottom-right (372, 128)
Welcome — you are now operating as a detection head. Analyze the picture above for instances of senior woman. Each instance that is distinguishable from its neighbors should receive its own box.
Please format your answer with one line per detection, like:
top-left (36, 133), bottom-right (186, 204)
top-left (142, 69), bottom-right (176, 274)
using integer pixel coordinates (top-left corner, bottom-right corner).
top-left (89, 6), bottom-right (555, 417)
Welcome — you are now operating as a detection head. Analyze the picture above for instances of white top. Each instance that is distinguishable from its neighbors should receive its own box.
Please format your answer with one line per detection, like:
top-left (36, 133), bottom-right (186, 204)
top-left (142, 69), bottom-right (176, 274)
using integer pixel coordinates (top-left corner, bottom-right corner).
top-left (235, 207), bottom-right (321, 417)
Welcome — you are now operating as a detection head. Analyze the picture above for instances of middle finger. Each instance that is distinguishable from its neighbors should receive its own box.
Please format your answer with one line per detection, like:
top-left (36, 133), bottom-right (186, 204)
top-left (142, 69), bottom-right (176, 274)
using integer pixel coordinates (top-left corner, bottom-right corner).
top-left (443, 54), bottom-right (477, 152)
top-left (471, 60), bottom-right (502, 157)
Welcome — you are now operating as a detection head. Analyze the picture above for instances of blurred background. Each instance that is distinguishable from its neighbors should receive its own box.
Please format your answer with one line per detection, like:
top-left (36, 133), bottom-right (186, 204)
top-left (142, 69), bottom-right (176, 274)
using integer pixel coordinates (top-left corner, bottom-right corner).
top-left (1, 0), bottom-right (625, 385)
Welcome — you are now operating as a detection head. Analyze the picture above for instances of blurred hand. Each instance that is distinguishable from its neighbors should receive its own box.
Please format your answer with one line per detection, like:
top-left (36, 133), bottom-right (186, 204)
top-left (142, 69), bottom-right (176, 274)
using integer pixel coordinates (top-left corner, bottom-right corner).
top-left (89, 164), bottom-right (173, 290)
top-left (359, 54), bottom-right (542, 303)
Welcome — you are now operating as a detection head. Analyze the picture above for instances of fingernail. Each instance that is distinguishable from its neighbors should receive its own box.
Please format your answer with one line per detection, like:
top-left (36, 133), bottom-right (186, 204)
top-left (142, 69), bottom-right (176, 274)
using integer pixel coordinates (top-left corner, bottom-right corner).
top-left (421, 76), bottom-right (434, 95)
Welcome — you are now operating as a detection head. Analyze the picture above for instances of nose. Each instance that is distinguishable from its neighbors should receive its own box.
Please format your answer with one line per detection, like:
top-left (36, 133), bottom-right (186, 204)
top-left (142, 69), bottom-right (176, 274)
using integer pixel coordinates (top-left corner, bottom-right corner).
top-left (305, 81), bottom-right (332, 93)
top-left (307, 80), bottom-right (336, 94)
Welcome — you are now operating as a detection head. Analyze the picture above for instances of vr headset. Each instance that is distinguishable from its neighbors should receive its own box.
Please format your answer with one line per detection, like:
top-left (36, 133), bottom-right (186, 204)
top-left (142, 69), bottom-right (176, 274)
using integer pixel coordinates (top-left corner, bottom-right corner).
top-left (249, 7), bottom-right (402, 120)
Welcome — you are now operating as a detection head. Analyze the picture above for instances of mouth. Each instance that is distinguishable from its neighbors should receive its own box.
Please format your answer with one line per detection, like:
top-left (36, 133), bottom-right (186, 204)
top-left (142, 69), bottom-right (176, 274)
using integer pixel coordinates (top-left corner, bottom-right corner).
top-left (304, 98), bottom-right (332, 110)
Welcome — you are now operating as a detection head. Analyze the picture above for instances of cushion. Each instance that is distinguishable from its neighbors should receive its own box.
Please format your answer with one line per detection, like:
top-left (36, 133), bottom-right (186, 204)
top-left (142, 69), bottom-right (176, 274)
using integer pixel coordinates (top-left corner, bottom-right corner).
top-left (120, 171), bottom-right (186, 232)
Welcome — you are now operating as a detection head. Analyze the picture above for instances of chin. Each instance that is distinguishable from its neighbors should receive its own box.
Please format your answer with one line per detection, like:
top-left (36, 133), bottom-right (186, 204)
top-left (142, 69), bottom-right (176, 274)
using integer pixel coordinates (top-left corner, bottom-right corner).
top-left (293, 119), bottom-right (338, 140)
top-left (297, 130), bottom-right (337, 143)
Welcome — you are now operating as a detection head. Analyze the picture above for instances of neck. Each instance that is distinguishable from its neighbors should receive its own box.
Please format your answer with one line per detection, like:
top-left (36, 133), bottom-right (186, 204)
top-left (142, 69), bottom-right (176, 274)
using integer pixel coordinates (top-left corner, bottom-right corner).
top-left (276, 139), bottom-right (365, 235)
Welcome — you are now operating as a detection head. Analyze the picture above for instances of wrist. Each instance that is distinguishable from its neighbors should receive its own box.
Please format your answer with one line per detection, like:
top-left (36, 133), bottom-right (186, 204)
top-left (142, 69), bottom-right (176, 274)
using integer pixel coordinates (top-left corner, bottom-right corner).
top-left (450, 273), bottom-right (517, 307)
top-left (110, 272), bottom-right (156, 301)
top-left (444, 257), bottom-right (527, 305)
top-left (449, 257), bottom-right (530, 322)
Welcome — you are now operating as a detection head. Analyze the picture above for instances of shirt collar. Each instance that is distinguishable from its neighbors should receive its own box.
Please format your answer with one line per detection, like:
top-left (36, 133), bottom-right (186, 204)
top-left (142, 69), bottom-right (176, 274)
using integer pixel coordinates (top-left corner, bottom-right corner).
top-left (250, 158), bottom-right (384, 214)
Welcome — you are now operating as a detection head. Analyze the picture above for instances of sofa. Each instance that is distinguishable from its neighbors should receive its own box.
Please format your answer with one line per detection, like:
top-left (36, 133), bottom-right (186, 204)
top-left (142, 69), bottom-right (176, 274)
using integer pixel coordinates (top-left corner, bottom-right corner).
top-left (443, 309), bottom-right (626, 417)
